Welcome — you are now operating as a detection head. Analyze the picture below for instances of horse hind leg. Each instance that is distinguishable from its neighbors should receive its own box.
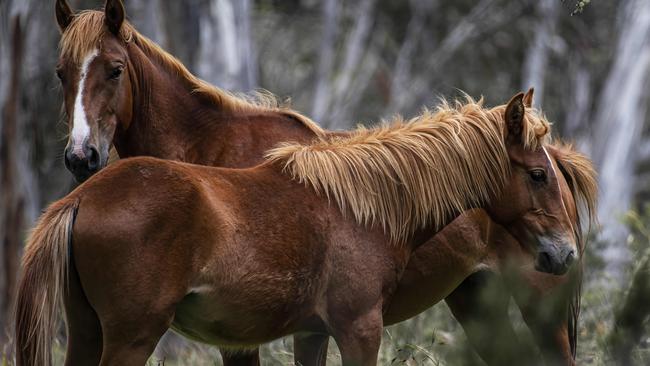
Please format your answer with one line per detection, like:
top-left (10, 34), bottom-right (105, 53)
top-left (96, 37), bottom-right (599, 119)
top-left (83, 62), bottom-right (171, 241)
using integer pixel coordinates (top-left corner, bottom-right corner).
top-left (294, 333), bottom-right (329, 366)
top-left (98, 314), bottom-right (171, 366)
top-left (220, 348), bottom-right (261, 366)
top-left (90, 286), bottom-right (175, 365)
top-left (63, 255), bottom-right (102, 366)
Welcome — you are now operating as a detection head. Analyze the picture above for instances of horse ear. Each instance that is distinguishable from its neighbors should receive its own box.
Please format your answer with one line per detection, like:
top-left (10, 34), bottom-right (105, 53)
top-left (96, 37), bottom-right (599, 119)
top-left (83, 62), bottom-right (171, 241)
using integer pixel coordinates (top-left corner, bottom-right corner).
top-left (505, 92), bottom-right (525, 141)
top-left (104, 0), bottom-right (125, 35)
top-left (523, 87), bottom-right (534, 108)
top-left (55, 0), bottom-right (74, 32)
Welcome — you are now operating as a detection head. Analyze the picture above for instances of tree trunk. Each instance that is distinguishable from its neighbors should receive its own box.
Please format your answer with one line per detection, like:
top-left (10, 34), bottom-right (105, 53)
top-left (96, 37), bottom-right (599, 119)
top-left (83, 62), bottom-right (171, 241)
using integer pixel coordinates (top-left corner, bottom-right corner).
top-left (386, 0), bottom-right (435, 115)
top-left (327, 0), bottom-right (376, 127)
top-left (592, 0), bottom-right (650, 280)
top-left (0, 14), bottom-right (24, 347)
top-left (311, 0), bottom-right (340, 123)
top-left (197, 0), bottom-right (257, 91)
top-left (521, 0), bottom-right (560, 104)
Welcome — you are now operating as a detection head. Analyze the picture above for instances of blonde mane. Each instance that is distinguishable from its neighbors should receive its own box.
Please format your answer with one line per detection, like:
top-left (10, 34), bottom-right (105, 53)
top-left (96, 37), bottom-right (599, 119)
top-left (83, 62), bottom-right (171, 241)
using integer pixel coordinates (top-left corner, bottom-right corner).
top-left (549, 141), bottom-right (599, 238)
top-left (59, 10), bottom-right (324, 137)
top-left (267, 97), bottom-right (550, 242)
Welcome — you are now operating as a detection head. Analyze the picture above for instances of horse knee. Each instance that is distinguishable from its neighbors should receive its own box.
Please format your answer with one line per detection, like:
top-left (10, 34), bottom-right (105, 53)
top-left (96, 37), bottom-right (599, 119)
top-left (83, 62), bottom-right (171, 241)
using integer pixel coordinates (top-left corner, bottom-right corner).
top-left (330, 310), bottom-right (383, 366)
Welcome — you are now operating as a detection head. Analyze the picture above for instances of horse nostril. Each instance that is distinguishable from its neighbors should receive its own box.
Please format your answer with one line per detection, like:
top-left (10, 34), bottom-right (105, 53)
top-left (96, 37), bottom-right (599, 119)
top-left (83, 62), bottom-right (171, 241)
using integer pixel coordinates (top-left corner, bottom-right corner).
top-left (537, 251), bottom-right (552, 272)
top-left (87, 146), bottom-right (100, 171)
top-left (564, 249), bottom-right (576, 267)
top-left (64, 150), bottom-right (72, 171)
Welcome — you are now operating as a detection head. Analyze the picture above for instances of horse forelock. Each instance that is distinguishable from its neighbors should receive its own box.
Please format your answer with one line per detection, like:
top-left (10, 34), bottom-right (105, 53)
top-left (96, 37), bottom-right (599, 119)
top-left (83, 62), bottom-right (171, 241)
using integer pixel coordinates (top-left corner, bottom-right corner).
top-left (59, 10), bottom-right (133, 64)
top-left (549, 141), bottom-right (598, 242)
top-left (267, 97), bottom-right (550, 243)
top-left (58, 10), bottom-right (325, 138)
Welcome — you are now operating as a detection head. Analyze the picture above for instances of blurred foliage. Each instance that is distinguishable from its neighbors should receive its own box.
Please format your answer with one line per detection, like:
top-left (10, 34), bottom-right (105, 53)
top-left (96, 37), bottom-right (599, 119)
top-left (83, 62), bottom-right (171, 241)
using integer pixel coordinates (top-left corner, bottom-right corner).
top-left (564, 0), bottom-right (593, 15)
top-left (624, 203), bottom-right (650, 259)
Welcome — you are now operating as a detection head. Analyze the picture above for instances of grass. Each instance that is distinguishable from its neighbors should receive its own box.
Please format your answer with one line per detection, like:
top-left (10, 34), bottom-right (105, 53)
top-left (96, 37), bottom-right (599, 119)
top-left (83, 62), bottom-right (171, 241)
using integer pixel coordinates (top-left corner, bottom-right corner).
top-left (143, 302), bottom-right (465, 366)
top-left (2, 274), bottom-right (649, 365)
top-left (5, 209), bottom-right (650, 365)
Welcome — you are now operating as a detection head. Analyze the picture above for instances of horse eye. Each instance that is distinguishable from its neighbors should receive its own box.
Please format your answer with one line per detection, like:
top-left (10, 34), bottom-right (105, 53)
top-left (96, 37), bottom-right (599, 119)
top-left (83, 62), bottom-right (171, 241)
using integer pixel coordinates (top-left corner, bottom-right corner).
top-left (108, 67), bottom-right (123, 80)
top-left (56, 69), bottom-right (65, 83)
top-left (529, 169), bottom-right (547, 183)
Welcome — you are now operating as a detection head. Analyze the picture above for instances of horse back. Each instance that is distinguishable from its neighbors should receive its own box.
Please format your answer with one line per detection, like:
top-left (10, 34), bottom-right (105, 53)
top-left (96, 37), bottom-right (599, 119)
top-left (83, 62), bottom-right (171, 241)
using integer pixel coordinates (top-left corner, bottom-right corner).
top-left (189, 111), bottom-right (325, 168)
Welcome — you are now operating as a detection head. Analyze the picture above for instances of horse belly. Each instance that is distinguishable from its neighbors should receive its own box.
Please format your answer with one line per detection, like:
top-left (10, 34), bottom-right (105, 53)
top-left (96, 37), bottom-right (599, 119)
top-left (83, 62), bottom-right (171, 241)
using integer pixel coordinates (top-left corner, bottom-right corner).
top-left (172, 249), bottom-right (322, 349)
top-left (172, 293), bottom-right (308, 349)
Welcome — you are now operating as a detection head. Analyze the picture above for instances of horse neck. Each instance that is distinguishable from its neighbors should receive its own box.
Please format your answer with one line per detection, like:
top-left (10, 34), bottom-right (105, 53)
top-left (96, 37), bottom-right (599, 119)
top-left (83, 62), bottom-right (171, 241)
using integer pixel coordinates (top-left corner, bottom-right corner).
top-left (115, 43), bottom-right (233, 164)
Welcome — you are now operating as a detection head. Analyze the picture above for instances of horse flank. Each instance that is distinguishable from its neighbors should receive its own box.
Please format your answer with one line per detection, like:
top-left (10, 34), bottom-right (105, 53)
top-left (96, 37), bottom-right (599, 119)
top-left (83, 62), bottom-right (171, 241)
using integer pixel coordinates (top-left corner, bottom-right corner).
top-left (267, 98), bottom-right (550, 242)
top-left (59, 10), bottom-right (324, 138)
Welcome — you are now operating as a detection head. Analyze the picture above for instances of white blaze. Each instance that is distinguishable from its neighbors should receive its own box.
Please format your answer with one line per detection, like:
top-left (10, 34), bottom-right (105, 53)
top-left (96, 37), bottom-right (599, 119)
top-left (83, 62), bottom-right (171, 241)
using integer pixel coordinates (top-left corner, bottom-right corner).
top-left (71, 49), bottom-right (99, 154)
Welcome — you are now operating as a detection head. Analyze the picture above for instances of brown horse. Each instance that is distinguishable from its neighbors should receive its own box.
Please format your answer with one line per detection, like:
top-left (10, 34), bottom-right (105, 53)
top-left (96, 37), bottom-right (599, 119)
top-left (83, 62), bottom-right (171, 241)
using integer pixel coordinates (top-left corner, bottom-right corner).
top-left (293, 141), bottom-right (597, 366)
top-left (52, 2), bottom-right (590, 364)
top-left (16, 95), bottom-right (577, 366)
top-left (54, 0), bottom-right (323, 183)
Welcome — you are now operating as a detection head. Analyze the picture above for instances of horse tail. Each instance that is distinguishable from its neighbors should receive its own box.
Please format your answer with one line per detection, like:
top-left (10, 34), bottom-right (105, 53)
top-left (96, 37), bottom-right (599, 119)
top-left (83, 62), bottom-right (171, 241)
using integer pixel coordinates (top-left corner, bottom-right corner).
top-left (15, 198), bottom-right (79, 366)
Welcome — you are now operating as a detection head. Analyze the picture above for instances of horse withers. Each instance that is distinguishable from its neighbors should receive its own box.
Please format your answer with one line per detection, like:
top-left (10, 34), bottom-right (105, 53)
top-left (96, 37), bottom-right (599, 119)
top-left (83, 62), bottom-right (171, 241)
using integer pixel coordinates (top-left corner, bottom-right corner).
top-left (16, 94), bottom-right (577, 366)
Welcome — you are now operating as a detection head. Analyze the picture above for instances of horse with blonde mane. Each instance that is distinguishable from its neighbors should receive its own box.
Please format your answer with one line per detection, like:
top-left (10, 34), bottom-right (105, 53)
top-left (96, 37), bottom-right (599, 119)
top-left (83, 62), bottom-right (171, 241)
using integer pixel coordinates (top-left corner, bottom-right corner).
top-left (296, 140), bottom-right (597, 366)
top-left (16, 93), bottom-right (578, 365)
top-left (49, 1), bottom-right (593, 364)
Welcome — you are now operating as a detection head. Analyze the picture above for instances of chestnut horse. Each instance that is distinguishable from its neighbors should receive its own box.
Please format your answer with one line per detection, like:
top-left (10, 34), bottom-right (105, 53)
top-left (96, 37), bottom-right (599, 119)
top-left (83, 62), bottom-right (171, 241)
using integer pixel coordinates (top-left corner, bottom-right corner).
top-left (16, 95), bottom-right (577, 366)
top-left (293, 141), bottom-right (597, 366)
top-left (52, 2), bottom-right (590, 364)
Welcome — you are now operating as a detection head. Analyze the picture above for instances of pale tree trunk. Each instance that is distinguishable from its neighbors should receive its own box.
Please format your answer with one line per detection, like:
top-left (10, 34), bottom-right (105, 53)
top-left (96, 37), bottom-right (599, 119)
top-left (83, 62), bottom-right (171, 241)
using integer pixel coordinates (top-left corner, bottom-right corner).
top-left (407, 0), bottom-right (506, 110)
top-left (158, 0), bottom-right (201, 69)
top-left (232, 0), bottom-right (257, 91)
top-left (386, 0), bottom-right (435, 115)
top-left (0, 14), bottom-right (25, 348)
top-left (0, 0), bottom-right (61, 346)
top-left (521, 0), bottom-right (559, 105)
top-left (125, 0), bottom-right (166, 45)
top-left (425, 0), bottom-right (495, 73)
top-left (592, 0), bottom-right (650, 280)
top-left (311, 0), bottom-right (340, 123)
top-left (564, 62), bottom-right (591, 138)
top-left (197, 0), bottom-right (257, 92)
top-left (326, 0), bottom-right (376, 128)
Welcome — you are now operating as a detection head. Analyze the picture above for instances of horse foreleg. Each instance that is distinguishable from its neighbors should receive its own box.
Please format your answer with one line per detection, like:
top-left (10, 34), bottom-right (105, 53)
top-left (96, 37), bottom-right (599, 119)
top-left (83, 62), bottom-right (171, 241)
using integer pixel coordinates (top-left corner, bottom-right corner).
top-left (445, 270), bottom-right (539, 365)
top-left (509, 269), bottom-right (576, 366)
top-left (608, 249), bottom-right (650, 364)
top-left (330, 307), bottom-right (382, 366)
top-left (220, 348), bottom-right (261, 366)
top-left (523, 319), bottom-right (574, 366)
top-left (294, 333), bottom-right (329, 366)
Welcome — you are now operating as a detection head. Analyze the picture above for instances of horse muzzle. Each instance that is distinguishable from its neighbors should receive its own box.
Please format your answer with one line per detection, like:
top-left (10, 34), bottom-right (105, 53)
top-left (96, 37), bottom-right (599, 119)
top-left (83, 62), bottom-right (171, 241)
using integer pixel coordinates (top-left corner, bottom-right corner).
top-left (534, 236), bottom-right (577, 275)
top-left (64, 142), bottom-right (102, 182)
